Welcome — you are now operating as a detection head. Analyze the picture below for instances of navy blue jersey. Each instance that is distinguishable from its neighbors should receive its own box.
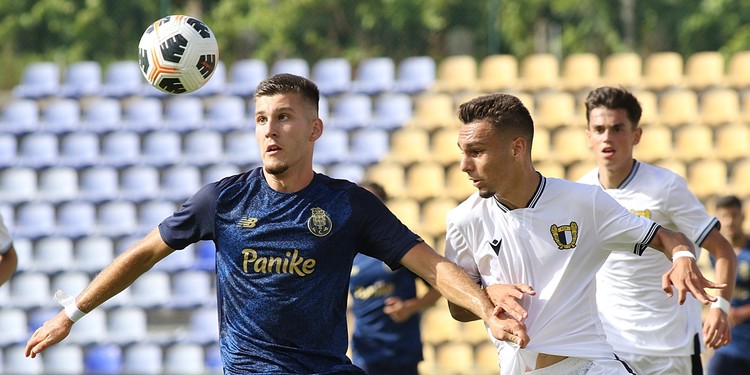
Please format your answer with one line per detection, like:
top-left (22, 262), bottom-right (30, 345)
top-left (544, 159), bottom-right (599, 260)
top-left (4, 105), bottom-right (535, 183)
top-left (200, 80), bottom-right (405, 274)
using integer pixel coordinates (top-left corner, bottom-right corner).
top-left (349, 254), bottom-right (424, 367)
top-left (714, 241), bottom-right (750, 359)
top-left (159, 167), bottom-right (422, 374)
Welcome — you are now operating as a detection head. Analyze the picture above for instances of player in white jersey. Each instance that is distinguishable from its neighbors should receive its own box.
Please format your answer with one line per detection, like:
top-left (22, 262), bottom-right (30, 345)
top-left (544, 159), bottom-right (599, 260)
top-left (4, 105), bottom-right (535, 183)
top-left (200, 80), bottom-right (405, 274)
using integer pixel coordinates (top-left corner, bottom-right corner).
top-left (444, 93), bottom-right (725, 375)
top-left (577, 86), bottom-right (736, 375)
top-left (0, 211), bottom-right (17, 286)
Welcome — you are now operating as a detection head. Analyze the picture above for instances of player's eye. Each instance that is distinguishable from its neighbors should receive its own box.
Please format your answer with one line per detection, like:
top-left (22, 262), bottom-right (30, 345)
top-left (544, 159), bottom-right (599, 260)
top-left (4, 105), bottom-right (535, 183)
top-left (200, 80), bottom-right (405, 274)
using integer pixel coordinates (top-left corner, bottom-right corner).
top-left (256, 116), bottom-right (267, 125)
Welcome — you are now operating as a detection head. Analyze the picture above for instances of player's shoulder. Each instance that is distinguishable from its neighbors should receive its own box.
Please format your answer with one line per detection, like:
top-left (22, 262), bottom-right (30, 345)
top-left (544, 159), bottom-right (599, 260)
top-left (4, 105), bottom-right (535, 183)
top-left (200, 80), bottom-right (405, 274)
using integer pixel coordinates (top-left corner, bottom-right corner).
top-left (576, 167), bottom-right (600, 185)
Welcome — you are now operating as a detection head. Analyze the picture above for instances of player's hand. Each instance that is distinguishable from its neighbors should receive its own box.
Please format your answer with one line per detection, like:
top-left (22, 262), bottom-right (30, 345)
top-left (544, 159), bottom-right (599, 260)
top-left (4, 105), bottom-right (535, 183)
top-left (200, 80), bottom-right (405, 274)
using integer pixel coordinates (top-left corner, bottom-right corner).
top-left (703, 307), bottom-right (731, 349)
top-left (486, 312), bottom-right (530, 348)
top-left (485, 283), bottom-right (534, 322)
top-left (661, 257), bottom-right (726, 305)
top-left (383, 296), bottom-right (416, 323)
top-left (24, 311), bottom-right (73, 358)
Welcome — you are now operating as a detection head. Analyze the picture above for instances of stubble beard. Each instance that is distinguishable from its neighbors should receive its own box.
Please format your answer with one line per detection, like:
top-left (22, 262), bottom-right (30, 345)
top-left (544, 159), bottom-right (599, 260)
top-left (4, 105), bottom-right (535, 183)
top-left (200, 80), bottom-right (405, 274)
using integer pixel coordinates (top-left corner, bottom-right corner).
top-left (265, 163), bottom-right (289, 175)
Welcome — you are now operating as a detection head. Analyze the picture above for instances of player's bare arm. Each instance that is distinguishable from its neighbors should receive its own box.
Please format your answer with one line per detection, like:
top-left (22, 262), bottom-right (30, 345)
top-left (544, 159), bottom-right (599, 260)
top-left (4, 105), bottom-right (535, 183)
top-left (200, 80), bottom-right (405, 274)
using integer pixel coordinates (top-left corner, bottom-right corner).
top-left (400, 242), bottom-right (530, 347)
top-left (648, 227), bottom-right (727, 305)
top-left (0, 246), bottom-right (18, 286)
top-left (25, 228), bottom-right (175, 358)
top-left (699, 228), bottom-right (737, 349)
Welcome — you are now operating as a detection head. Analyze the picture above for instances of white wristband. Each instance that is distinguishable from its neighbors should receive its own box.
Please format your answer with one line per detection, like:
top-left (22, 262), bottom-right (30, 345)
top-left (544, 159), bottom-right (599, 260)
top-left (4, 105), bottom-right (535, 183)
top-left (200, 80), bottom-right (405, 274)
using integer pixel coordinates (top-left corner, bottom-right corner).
top-left (53, 290), bottom-right (87, 323)
top-left (711, 296), bottom-right (731, 315)
top-left (671, 250), bottom-right (696, 261)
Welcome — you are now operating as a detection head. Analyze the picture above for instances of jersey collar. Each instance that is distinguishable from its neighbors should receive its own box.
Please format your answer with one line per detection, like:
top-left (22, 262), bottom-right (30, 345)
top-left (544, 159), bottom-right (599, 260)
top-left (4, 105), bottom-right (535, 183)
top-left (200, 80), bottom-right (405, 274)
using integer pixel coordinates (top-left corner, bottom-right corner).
top-left (493, 172), bottom-right (546, 212)
top-left (597, 159), bottom-right (640, 190)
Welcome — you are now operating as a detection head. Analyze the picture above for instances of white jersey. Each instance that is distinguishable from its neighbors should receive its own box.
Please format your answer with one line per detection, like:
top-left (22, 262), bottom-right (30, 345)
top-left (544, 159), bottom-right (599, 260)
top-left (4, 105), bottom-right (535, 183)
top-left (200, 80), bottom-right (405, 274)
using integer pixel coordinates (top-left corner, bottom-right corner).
top-left (578, 161), bottom-right (717, 356)
top-left (0, 212), bottom-right (12, 255)
top-left (445, 176), bottom-right (658, 374)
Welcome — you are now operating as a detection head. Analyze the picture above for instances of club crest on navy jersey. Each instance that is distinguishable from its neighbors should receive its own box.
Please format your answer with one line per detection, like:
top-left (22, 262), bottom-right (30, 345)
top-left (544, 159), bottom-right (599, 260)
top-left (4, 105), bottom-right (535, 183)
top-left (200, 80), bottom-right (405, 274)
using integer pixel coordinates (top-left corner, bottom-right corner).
top-left (550, 221), bottom-right (579, 250)
top-left (308, 207), bottom-right (332, 237)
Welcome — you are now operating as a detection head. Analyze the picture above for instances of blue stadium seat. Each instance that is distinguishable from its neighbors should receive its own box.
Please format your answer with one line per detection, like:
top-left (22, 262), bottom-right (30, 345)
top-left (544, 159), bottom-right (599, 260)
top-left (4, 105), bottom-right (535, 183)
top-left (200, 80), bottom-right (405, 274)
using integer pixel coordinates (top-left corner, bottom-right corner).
top-left (97, 201), bottom-right (138, 237)
top-left (328, 93), bottom-right (372, 130)
top-left (187, 306), bottom-right (220, 344)
top-left (184, 129), bottom-right (224, 166)
top-left (162, 165), bottom-right (202, 202)
top-left (312, 58), bottom-right (352, 96)
top-left (37, 166), bottom-right (79, 202)
top-left (43, 345), bottom-right (84, 374)
top-left (349, 128), bottom-right (390, 165)
top-left (0, 308), bottom-right (29, 346)
top-left (153, 243), bottom-right (196, 274)
top-left (122, 343), bottom-right (163, 375)
top-left (223, 129), bottom-right (261, 166)
top-left (271, 58), bottom-right (310, 78)
top-left (193, 240), bottom-right (216, 272)
top-left (84, 344), bottom-right (123, 375)
top-left (40, 98), bottom-right (81, 134)
top-left (318, 95), bottom-right (330, 124)
top-left (0, 134), bottom-right (17, 168)
top-left (204, 344), bottom-right (223, 374)
top-left (79, 166), bottom-right (119, 203)
top-left (57, 201), bottom-right (97, 238)
top-left (67, 309), bottom-right (107, 345)
top-left (202, 164), bottom-right (241, 185)
top-left (313, 128), bottom-right (349, 165)
top-left (27, 307), bottom-right (59, 332)
top-left (0, 167), bottom-right (37, 203)
top-left (35, 237), bottom-right (75, 274)
top-left (9, 272), bottom-right (51, 309)
top-left (164, 344), bottom-right (206, 375)
top-left (226, 58), bottom-right (268, 97)
top-left (351, 57), bottom-right (395, 94)
top-left (137, 200), bottom-right (177, 235)
top-left (100, 131), bottom-right (140, 167)
top-left (13, 61), bottom-right (61, 99)
top-left (61, 60), bottom-right (103, 97)
top-left (14, 201), bottom-right (56, 240)
top-left (60, 132), bottom-right (99, 168)
top-left (163, 96), bottom-right (204, 132)
top-left (129, 270), bottom-right (171, 308)
top-left (191, 60), bottom-right (227, 96)
top-left (11, 238), bottom-right (33, 272)
top-left (50, 271), bottom-right (90, 298)
top-left (171, 270), bottom-right (214, 309)
top-left (371, 92), bottom-right (413, 130)
top-left (18, 132), bottom-right (59, 168)
top-left (74, 236), bottom-right (115, 274)
top-left (3, 344), bottom-right (44, 374)
top-left (122, 96), bottom-right (163, 133)
top-left (1, 99), bottom-right (39, 135)
top-left (120, 165), bottom-right (161, 202)
top-left (101, 60), bottom-right (143, 97)
top-left (80, 97), bottom-right (122, 134)
top-left (107, 306), bottom-right (148, 345)
top-left (205, 95), bottom-right (248, 131)
top-left (141, 131), bottom-right (182, 167)
top-left (394, 56), bottom-right (436, 93)
top-left (326, 163), bottom-right (365, 183)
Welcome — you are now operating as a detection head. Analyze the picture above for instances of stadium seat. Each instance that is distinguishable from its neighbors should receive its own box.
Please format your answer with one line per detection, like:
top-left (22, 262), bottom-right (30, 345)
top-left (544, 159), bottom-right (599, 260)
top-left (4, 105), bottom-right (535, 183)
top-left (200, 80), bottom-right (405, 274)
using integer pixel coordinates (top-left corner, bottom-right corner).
top-left (184, 129), bottom-right (224, 166)
top-left (366, 162), bottom-right (407, 199)
top-left (61, 60), bottom-right (102, 97)
top-left (9, 272), bottom-right (51, 309)
top-left (13, 61), bottom-right (61, 98)
top-left (171, 270), bottom-right (214, 309)
top-left (434, 55), bottom-right (477, 93)
top-left (325, 163), bottom-right (365, 183)
top-left (700, 88), bottom-right (741, 126)
top-left (602, 52), bottom-right (642, 88)
top-left (192, 60), bottom-right (226, 96)
top-left (673, 123), bottom-right (714, 161)
top-left (0, 308), bottom-right (29, 346)
top-left (715, 123), bottom-right (750, 162)
top-left (224, 129), bottom-right (262, 166)
top-left (435, 342), bottom-right (475, 374)
top-left (519, 53), bottom-right (559, 91)
top-left (658, 89), bottom-right (699, 128)
top-left (407, 92), bottom-right (459, 130)
top-left (535, 160), bottom-right (566, 179)
top-left (406, 161), bottom-right (446, 201)
top-left (421, 303), bottom-right (462, 345)
top-left (3, 344), bottom-right (44, 374)
top-left (202, 163), bottom-right (241, 184)
top-left (40, 98), bottom-right (81, 134)
top-left (328, 93), bottom-right (372, 130)
top-left (550, 126), bottom-right (592, 165)
top-left (80, 97), bottom-right (122, 134)
top-left (194, 240), bottom-right (217, 272)
top-left (531, 127), bottom-right (551, 162)
top-left (67, 309), bottom-right (107, 345)
top-left (142, 131), bottom-right (182, 167)
top-left (312, 57), bottom-right (352, 96)
top-left (0, 167), bottom-right (37, 203)
top-left (120, 165), bottom-right (161, 202)
top-left (727, 51), bottom-right (750, 89)
top-left (313, 127), bottom-right (349, 165)
top-left (14, 201), bottom-right (56, 240)
top-left (79, 166), bottom-right (119, 203)
top-left (420, 197), bottom-right (456, 237)
top-left (122, 96), bottom-right (163, 133)
top-left (1, 99), bottom-right (39, 134)
top-left (394, 55), bottom-right (436, 93)
top-left (226, 58), bottom-right (268, 97)
top-left (164, 344), bottom-right (206, 375)
top-left (27, 307), bottom-right (59, 333)
top-left (475, 342), bottom-right (501, 374)
top-left (386, 197), bottom-right (422, 232)
top-left (38, 166), bottom-right (79, 203)
top-left (271, 58), bottom-right (310, 78)
top-left (561, 52), bottom-right (601, 91)
top-left (187, 306), bottom-right (220, 344)
top-left (731, 160), bottom-right (750, 198)
top-left (155, 242), bottom-right (197, 274)
top-left (74, 236), bottom-right (115, 274)
top-left (643, 52), bottom-right (684, 90)
top-left (655, 159), bottom-right (687, 179)
top-left (101, 60), bottom-right (143, 97)
top-left (566, 160), bottom-right (597, 182)
top-left (18, 132), bottom-right (59, 169)
top-left (129, 270), bottom-right (171, 308)
top-left (204, 95), bottom-right (248, 131)
top-left (123, 343), bottom-right (163, 375)
top-left (163, 96), bottom-right (205, 132)
top-left (97, 200), bottom-right (138, 237)
top-left (684, 51), bottom-right (725, 89)
top-left (137, 200), bottom-right (177, 235)
top-left (107, 306), bottom-right (148, 345)
top-left (0, 134), bottom-right (17, 167)
top-left (687, 159), bottom-right (728, 200)
top-left (388, 127), bottom-right (431, 165)
top-left (445, 163), bottom-right (475, 201)
top-left (534, 91), bottom-right (579, 129)
top-left (50, 271), bottom-right (90, 298)
top-left (162, 164), bottom-right (203, 201)
top-left (35, 237), bottom-right (76, 275)
top-left (100, 131), bottom-right (140, 167)
top-left (204, 344), bottom-right (223, 374)
top-left (633, 124), bottom-right (673, 163)
top-left (12, 238), bottom-right (33, 272)
top-left (371, 92), bottom-right (413, 130)
top-left (631, 89), bottom-right (658, 125)
top-left (351, 57), bottom-right (395, 94)
top-left (477, 54), bottom-right (518, 92)
top-left (430, 126), bottom-right (461, 166)
top-left (60, 132), bottom-right (99, 168)
top-left (84, 344), bottom-right (123, 375)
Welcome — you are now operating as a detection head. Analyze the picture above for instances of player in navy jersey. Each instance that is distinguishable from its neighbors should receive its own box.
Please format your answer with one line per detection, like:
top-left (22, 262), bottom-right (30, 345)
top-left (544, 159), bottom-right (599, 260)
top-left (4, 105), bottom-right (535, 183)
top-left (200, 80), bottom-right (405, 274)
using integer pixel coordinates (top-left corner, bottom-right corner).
top-left (25, 73), bottom-right (519, 374)
top-left (348, 182), bottom-right (441, 375)
top-left (708, 195), bottom-right (750, 374)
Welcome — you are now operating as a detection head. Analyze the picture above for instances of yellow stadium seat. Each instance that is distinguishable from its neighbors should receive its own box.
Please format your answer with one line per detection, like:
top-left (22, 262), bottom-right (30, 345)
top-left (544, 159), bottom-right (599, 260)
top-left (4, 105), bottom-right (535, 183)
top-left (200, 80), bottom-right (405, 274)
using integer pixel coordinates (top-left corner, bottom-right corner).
top-left (431, 126), bottom-right (462, 166)
top-left (519, 53), bottom-right (559, 91)
top-left (727, 51), bottom-right (750, 89)
top-left (628, 90), bottom-right (658, 126)
top-left (434, 341), bottom-right (475, 374)
top-left (475, 342), bottom-right (501, 374)
top-left (365, 162), bottom-right (407, 198)
top-left (673, 123), bottom-right (714, 161)
top-left (643, 52), bottom-right (684, 90)
top-left (421, 303), bottom-right (462, 345)
top-left (567, 160), bottom-right (597, 182)
top-left (658, 89), bottom-right (699, 128)
top-left (685, 51), bottom-right (725, 90)
top-left (388, 127), bottom-right (431, 165)
top-left (434, 55), bottom-right (478, 93)
top-left (406, 161), bottom-right (446, 201)
top-left (700, 88), bottom-right (741, 126)
top-left (420, 197), bottom-right (456, 237)
top-left (731, 160), bottom-right (750, 199)
top-left (386, 197), bottom-right (422, 233)
top-left (561, 53), bottom-right (601, 91)
top-left (715, 123), bottom-right (750, 161)
top-left (654, 159), bottom-right (687, 179)
top-left (445, 163), bottom-right (475, 201)
top-left (687, 159), bottom-right (728, 200)
top-left (602, 52), bottom-right (642, 88)
top-left (633, 124), bottom-right (673, 163)
top-left (478, 54), bottom-right (518, 92)
top-left (408, 92), bottom-right (460, 130)
top-left (461, 319), bottom-right (491, 345)
top-left (531, 127), bottom-right (551, 162)
top-left (535, 160), bottom-right (565, 179)
top-left (550, 126), bottom-right (592, 165)
top-left (535, 91), bottom-right (579, 129)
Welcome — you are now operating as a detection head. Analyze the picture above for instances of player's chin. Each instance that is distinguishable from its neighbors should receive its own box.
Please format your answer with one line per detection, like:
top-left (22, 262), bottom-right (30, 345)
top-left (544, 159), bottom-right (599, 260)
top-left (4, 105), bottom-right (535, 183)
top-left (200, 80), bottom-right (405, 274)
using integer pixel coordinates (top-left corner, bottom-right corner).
top-left (264, 162), bottom-right (289, 175)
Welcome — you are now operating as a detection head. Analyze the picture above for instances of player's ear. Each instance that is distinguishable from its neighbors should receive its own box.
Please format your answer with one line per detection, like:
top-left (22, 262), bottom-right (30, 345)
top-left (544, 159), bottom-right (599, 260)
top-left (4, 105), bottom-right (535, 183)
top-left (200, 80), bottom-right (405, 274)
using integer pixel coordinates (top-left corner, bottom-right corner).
top-left (310, 118), bottom-right (323, 141)
top-left (633, 126), bottom-right (643, 145)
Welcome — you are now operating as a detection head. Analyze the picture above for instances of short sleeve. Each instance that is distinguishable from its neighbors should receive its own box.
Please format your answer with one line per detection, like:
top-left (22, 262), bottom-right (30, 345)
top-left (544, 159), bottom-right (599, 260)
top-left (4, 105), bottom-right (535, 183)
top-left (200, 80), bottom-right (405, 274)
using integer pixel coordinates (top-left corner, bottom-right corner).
top-left (663, 175), bottom-right (718, 246)
top-left (159, 182), bottom-right (220, 250)
top-left (592, 187), bottom-right (660, 255)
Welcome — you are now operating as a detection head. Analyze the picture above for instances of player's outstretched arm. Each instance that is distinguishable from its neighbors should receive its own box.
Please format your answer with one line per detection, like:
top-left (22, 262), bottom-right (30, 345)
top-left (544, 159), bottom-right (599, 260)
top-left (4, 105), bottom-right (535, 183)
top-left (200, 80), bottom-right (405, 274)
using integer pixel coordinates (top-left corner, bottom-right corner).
top-left (0, 246), bottom-right (18, 286)
top-left (648, 227), bottom-right (726, 305)
top-left (25, 228), bottom-right (175, 358)
top-left (401, 243), bottom-right (529, 347)
top-left (699, 228), bottom-right (736, 349)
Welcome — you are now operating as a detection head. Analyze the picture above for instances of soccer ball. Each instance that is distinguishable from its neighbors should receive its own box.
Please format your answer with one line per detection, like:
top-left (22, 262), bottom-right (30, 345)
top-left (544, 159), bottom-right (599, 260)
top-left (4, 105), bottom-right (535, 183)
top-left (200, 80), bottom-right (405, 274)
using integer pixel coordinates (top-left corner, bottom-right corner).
top-left (138, 15), bottom-right (219, 94)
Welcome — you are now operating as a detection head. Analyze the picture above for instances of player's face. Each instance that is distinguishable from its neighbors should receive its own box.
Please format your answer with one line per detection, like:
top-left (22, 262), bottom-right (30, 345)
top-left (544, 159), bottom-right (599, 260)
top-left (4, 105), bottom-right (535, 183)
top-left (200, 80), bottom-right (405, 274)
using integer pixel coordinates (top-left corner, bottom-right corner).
top-left (716, 206), bottom-right (744, 244)
top-left (586, 107), bottom-right (642, 171)
top-left (458, 120), bottom-right (515, 199)
top-left (254, 93), bottom-right (322, 176)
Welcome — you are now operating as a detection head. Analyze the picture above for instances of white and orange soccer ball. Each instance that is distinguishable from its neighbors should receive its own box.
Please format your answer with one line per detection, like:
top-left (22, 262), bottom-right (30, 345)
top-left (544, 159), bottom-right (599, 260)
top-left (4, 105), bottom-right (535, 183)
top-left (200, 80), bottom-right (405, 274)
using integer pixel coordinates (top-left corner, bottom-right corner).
top-left (138, 15), bottom-right (219, 94)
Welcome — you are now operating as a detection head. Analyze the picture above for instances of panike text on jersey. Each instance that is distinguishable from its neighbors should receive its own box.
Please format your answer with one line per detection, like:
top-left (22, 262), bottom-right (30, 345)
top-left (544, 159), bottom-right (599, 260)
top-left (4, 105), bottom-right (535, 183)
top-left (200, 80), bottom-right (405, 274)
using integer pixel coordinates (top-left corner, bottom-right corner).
top-left (445, 176), bottom-right (659, 374)
top-left (0, 212), bottom-right (12, 255)
top-left (349, 254), bottom-right (424, 367)
top-left (159, 167), bottom-right (423, 374)
top-left (578, 160), bottom-right (718, 356)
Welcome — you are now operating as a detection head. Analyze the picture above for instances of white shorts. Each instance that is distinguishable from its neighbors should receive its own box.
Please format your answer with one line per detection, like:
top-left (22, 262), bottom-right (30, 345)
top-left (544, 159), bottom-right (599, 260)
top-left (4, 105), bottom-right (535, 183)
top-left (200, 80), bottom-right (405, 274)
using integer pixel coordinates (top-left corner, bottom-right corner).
top-left (526, 357), bottom-right (636, 375)
top-left (617, 352), bottom-right (692, 375)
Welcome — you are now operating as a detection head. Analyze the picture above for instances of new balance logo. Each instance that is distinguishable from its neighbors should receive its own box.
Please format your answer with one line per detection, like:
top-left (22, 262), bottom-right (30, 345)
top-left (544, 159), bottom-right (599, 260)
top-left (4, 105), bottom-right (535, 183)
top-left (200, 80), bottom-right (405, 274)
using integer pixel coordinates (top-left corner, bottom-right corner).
top-left (490, 239), bottom-right (502, 255)
top-left (237, 217), bottom-right (258, 228)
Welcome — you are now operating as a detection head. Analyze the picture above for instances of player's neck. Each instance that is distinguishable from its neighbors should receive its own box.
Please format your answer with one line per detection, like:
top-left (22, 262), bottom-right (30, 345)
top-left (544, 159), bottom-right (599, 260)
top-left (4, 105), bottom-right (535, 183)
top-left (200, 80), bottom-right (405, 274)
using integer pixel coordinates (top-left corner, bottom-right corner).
top-left (597, 159), bottom-right (636, 189)
top-left (496, 170), bottom-right (541, 210)
top-left (263, 166), bottom-right (315, 193)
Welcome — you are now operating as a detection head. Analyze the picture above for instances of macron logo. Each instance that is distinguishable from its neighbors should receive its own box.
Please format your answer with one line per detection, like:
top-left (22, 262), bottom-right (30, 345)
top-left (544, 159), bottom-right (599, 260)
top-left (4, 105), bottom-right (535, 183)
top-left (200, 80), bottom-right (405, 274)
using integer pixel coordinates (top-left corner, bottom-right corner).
top-left (490, 239), bottom-right (502, 255)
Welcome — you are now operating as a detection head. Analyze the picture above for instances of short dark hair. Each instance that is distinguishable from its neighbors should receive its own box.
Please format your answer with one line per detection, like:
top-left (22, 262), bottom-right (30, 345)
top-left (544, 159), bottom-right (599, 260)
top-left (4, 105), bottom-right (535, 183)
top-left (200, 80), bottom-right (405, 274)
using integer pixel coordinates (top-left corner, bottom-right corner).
top-left (716, 195), bottom-right (743, 210)
top-left (254, 73), bottom-right (320, 113)
top-left (360, 181), bottom-right (388, 202)
top-left (457, 93), bottom-right (534, 146)
top-left (584, 86), bottom-right (642, 127)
